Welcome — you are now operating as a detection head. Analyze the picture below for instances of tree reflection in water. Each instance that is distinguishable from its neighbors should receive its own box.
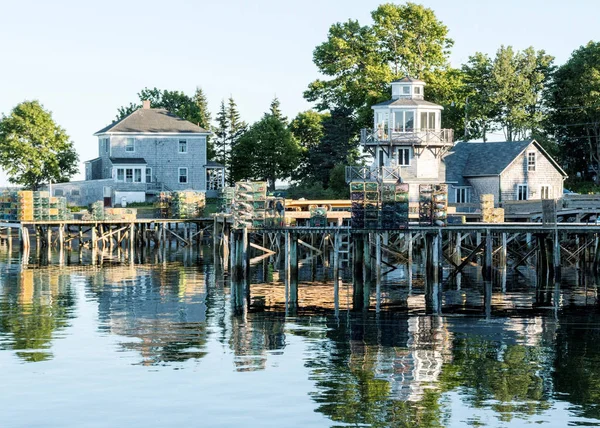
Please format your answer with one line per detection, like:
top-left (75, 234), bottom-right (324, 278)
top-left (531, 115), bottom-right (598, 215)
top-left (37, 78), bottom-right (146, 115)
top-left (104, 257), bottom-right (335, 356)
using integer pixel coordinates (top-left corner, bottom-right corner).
top-left (0, 269), bottom-right (75, 362)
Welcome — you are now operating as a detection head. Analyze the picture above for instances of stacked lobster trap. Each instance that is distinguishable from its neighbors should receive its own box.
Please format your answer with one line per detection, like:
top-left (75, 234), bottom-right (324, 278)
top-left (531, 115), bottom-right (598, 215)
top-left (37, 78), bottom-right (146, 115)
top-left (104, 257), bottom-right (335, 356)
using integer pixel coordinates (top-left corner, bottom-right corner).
top-left (380, 182), bottom-right (410, 229)
top-left (419, 184), bottom-right (448, 226)
top-left (350, 182), bottom-right (379, 229)
top-left (232, 181), bottom-right (267, 228)
top-left (155, 191), bottom-right (206, 219)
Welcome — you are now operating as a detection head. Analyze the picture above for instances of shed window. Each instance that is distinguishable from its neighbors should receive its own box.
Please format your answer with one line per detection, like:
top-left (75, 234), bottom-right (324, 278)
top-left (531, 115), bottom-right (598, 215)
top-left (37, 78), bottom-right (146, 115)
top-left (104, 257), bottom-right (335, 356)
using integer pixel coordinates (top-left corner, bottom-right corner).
top-left (179, 167), bottom-right (188, 184)
top-left (54, 189), bottom-right (64, 197)
top-left (517, 184), bottom-right (528, 201)
top-left (528, 152), bottom-right (536, 171)
top-left (179, 140), bottom-right (187, 153)
top-left (455, 187), bottom-right (470, 204)
top-left (398, 148), bottom-right (411, 166)
top-left (541, 185), bottom-right (551, 199)
top-left (126, 138), bottom-right (135, 152)
top-left (71, 189), bottom-right (80, 196)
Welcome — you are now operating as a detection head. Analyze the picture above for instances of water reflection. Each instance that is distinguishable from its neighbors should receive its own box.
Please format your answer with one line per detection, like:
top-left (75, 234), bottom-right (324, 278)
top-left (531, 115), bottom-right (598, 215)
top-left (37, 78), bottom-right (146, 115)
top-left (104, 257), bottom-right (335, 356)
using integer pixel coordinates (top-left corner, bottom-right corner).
top-left (0, 267), bottom-right (76, 362)
top-left (0, 246), bottom-right (599, 427)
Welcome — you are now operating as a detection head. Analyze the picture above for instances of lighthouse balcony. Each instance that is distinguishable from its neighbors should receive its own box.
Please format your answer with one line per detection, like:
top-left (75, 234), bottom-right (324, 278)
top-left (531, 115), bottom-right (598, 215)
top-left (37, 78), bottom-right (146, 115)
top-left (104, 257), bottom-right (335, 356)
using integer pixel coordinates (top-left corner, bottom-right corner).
top-left (361, 128), bottom-right (454, 147)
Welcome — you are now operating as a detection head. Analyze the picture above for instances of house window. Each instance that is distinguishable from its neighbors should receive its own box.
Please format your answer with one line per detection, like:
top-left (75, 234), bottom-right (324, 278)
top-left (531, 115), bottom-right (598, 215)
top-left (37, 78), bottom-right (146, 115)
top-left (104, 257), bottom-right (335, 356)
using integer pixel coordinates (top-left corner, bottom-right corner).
top-left (528, 152), bottom-right (536, 171)
top-left (179, 140), bottom-right (187, 153)
top-left (146, 167), bottom-right (152, 183)
top-left (414, 86), bottom-right (421, 95)
top-left (103, 138), bottom-right (109, 154)
top-left (398, 148), bottom-right (410, 166)
top-left (420, 111), bottom-right (437, 131)
top-left (517, 184), bottom-right (528, 201)
top-left (541, 185), bottom-right (551, 199)
top-left (71, 189), bottom-right (80, 196)
top-left (402, 86), bottom-right (410, 94)
top-left (393, 110), bottom-right (416, 132)
top-left (404, 111), bottom-right (414, 132)
top-left (179, 167), bottom-right (188, 184)
top-left (455, 187), bottom-right (470, 204)
top-left (54, 189), bottom-right (64, 197)
top-left (126, 138), bottom-right (135, 152)
top-left (116, 168), bottom-right (124, 182)
top-left (125, 168), bottom-right (133, 183)
top-left (134, 168), bottom-right (142, 183)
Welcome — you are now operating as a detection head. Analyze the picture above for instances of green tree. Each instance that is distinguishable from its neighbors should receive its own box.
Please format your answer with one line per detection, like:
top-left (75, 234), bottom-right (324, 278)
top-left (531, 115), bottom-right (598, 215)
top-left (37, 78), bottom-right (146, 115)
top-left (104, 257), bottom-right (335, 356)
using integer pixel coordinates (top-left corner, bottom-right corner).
top-left (461, 53), bottom-right (499, 141)
top-left (290, 110), bottom-right (329, 179)
top-left (231, 111), bottom-right (301, 190)
top-left (226, 97), bottom-right (247, 185)
top-left (546, 41), bottom-right (600, 181)
top-left (213, 100), bottom-right (229, 166)
top-left (0, 101), bottom-right (79, 190)
top-left (307, 107), bottom-right (361, 187)
top-left (269, 97), bottom-right (286, 122)
top-left (305, 2), bottom-right (453, 128)
top-left (193, 86), bottom-right (211, 129)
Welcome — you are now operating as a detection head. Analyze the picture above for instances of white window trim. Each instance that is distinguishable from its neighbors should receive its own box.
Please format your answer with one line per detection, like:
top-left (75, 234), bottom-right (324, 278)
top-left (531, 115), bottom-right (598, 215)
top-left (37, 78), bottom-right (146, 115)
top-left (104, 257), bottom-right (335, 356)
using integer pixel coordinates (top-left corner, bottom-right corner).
top-left (540, 185), bottom-right (552, 200)
top-left (397, 147), bottom-right (411, 166)
top-left (145, 167), bottom-right (152, 183)
top-left (179, 139), bottom-right (188, 154)
top-left (125, 138), bottom-right (135, 153)
top-left (455, 186), bottom-right (470, 204)
top-left (517, 184), bottom-right (529, 201)
top-left (179, 167), bottom-right (188, 184)
top-left (392, 110), bottom-right (416, 133)
top-left (527, 151), bottom-right (536, 172)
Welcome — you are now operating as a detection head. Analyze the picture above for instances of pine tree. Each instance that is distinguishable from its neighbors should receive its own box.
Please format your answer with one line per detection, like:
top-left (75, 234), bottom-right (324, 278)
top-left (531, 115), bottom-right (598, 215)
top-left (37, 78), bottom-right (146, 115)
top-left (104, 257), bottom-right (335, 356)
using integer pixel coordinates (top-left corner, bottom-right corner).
top-left (213, 100), bottom-right (229, 166)
top-left (193, 86), bottom-right (211, 130)
top-left (193, 86), bottom-right (214, 159)
top-left (226, 97), bottom-right (247, 185)
top-left (269, 96), bottom-right (286, 122)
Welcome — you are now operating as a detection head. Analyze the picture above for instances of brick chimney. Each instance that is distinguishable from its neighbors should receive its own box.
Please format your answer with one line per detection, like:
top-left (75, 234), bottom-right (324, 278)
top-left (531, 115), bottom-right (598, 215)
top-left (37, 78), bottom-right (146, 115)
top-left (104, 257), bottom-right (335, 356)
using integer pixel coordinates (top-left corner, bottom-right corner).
top-left (142, 100), bottom-right (151, 109)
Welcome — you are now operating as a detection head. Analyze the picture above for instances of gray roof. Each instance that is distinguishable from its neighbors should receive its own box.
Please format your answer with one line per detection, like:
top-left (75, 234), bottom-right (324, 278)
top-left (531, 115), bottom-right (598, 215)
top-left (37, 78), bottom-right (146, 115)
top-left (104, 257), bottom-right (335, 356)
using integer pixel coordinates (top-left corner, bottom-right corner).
top-left (444, 140), bottom-right (567, 186)
top-left (110, 157), bottom-right (147, 165)
top-left (372, 98), bottom-right (442, 108)
top-left (205, 161), bottom-right (225, 168)
top-left (95, 108), bottom-right (209, 135)
top-left (392, 77), bottom-right (425, 84)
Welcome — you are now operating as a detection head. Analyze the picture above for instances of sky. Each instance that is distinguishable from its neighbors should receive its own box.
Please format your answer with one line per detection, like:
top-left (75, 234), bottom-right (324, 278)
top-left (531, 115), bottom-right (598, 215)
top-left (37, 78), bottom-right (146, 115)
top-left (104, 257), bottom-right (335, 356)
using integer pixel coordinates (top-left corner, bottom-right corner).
top-left (0, 0), bottom-right (599, 184)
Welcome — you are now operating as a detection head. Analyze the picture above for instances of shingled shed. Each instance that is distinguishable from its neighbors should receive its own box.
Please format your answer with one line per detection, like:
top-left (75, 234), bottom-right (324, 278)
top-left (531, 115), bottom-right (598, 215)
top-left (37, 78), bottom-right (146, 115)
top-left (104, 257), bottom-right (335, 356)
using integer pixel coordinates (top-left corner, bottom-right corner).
top-left (444, 139), bottom-right (567, 206)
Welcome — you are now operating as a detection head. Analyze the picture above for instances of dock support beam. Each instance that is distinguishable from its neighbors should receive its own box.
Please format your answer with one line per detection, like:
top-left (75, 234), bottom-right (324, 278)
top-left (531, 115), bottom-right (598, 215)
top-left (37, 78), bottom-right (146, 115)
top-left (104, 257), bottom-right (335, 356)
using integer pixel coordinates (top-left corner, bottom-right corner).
top-left (289, 233), bottom-right (298, 305)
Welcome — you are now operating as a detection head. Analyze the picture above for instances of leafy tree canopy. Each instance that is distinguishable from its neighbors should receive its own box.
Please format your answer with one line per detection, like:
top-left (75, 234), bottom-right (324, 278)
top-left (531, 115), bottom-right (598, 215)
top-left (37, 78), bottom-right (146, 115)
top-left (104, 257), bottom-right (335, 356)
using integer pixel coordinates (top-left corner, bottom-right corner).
top-left (0, 101), bottom-right (79, 190)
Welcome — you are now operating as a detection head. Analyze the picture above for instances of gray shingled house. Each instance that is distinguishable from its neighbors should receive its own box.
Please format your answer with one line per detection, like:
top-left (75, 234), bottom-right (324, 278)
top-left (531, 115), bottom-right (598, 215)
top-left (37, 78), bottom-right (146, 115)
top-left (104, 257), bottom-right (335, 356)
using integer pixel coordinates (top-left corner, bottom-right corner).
top-left (444, 140), bottom-right (567, 205)
top-left (52, 101), bottom-right (225, 206)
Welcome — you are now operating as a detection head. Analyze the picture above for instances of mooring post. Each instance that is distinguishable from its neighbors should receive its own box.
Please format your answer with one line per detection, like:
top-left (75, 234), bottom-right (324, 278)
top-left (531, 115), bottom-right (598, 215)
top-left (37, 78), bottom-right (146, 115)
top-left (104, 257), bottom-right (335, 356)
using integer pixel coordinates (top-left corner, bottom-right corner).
top-left (129, 223), bottom-right (134, 255)
top-left (375, 232), bottom-right (382, 313)
top-left (242, 226), bottom-right (249, 281)
top-left (554, 229), bottom-right (561, 279)
top-left (352, 233), bottom-right (364, 311)
top-left (500, 232), bottom-right (507, 269)
top-left (363, 233), bottom-right (372, 281)
top-left (222, 224), bottom-right (230, 270)
top-left (454, 232), bottom-right (462, 266)
top-left (407, 232), bottom-right (413, 293)
top-left (290, 233), bottom-right (298, 305)
top-left (483, 229), bottom-right (493, 280)
top-left (58, 225), bottom-right (64, 251)
top-left (284, 231), bottom-right (290, 308)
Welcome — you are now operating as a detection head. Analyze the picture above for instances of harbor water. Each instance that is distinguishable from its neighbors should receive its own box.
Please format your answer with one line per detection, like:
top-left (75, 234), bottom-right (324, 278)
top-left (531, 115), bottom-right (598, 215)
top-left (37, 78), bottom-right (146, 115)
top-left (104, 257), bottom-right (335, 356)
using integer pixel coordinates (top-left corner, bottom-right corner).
top-left (0, 246), bottom-right (599, 427)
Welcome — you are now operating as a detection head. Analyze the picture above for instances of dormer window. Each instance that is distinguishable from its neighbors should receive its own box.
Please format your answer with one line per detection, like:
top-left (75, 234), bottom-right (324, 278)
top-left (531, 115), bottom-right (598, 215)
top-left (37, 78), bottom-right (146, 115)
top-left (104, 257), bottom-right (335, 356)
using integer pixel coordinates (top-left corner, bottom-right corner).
top-left (402, 86), bottom-right (410, 95)
top-left (414, 86), bottom-right (421, 95)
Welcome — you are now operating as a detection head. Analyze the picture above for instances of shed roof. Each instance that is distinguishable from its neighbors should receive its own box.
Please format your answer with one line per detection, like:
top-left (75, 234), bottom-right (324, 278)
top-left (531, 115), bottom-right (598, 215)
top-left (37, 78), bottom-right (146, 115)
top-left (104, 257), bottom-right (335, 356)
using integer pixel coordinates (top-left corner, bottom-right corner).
top-left (95, 108), bottom-right (209, 135)
top-left (444, 140), bottom-right (567, 185)
top-left (205, 161), bottom-right (225, 168)
top-left (110, 157), bottom-right (147, 165)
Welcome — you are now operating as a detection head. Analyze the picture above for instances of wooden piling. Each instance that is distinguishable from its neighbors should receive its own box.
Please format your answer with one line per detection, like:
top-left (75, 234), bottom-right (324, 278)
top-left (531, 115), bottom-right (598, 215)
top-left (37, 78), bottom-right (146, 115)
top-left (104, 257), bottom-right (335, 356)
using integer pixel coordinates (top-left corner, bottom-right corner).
top-left (290, 233), bottom-right (298, 305)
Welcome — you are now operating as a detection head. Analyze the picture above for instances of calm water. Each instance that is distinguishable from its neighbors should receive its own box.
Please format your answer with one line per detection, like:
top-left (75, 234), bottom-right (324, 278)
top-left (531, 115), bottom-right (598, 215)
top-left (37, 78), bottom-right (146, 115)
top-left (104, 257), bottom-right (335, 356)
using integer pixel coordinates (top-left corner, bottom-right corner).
top-left (1, 246), bottom-right (600, 428)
